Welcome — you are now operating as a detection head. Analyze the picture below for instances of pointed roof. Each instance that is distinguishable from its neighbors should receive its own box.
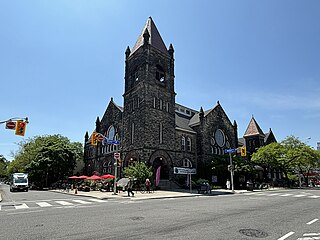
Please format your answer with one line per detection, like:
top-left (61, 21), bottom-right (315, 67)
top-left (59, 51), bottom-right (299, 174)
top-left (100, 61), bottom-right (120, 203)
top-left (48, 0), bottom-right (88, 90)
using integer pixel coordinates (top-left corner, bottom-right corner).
top-left (131, 17), bottom-right (168, 56)
top-left (244, 116), bottom-right (265, 137)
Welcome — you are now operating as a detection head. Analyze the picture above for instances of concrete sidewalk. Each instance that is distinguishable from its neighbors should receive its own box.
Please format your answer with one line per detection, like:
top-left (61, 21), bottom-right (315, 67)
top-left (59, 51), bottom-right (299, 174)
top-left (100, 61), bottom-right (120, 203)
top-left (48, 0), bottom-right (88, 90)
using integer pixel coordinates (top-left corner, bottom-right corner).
top-left (50, 188), bottom-right (250, 201)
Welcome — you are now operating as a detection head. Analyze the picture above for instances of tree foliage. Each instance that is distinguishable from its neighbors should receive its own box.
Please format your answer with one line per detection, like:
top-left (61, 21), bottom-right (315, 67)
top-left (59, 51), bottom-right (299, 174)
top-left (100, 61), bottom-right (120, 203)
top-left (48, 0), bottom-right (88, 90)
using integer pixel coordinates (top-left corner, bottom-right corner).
top-left (0, 154), bottom-right (9, 179)
top-left (7, 135), bottom-right (83, 187)
top-left (251, 135), bottom-right (320, 184)
top-left (123, 162), bottom-right (153, 183)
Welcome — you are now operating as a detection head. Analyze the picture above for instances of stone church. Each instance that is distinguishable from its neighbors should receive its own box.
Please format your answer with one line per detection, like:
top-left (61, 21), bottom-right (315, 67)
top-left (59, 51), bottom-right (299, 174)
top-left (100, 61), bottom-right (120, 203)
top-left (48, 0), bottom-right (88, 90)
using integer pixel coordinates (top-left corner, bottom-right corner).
top-left (84, 17), bottom-right (238, 187)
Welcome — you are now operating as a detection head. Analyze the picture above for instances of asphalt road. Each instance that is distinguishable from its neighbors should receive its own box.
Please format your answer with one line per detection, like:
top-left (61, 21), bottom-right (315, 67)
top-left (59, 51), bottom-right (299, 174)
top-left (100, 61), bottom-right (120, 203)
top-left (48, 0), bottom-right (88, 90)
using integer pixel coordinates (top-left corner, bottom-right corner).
top-left (1, 183), bottom-right (320, 240)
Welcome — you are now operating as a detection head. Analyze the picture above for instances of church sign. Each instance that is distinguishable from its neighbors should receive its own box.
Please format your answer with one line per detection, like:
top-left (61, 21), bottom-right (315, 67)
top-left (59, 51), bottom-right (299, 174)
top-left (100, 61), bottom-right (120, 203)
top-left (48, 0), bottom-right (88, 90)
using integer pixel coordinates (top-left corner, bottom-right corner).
top-left (174, 167), bottom-right (197, 175)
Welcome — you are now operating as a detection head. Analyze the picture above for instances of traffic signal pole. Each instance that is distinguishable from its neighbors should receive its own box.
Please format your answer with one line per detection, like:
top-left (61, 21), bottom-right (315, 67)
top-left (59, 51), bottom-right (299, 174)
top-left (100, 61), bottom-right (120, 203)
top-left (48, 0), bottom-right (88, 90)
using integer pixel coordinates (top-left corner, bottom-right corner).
top-left (229, 152), bottom-right (235, 193)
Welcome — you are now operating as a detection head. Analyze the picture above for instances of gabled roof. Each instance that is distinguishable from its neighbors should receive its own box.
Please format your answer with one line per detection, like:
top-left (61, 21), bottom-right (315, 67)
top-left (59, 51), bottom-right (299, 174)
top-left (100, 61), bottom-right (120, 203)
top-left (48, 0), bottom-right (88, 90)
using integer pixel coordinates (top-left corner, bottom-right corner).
top-left (175, 113), bottom-right (196, 134)
top-left (244, 116), bottom-right (265, 137)
top-left (130, 16), bottom-right (168, 56)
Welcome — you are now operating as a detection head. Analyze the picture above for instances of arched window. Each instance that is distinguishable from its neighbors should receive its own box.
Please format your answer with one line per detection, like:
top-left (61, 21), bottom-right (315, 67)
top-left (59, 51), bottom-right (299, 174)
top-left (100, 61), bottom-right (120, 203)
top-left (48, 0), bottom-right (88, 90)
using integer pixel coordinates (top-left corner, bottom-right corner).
top-left (183, 159), bottom-right (192, 168)
top-left (181, 136), bottom-right (185, 151)
top-left (156, 65), bottom-right (165, 82)
top-left (187, 137), bottom-right (191, 151)
top-left (107, 126), bottom-right (115, 140)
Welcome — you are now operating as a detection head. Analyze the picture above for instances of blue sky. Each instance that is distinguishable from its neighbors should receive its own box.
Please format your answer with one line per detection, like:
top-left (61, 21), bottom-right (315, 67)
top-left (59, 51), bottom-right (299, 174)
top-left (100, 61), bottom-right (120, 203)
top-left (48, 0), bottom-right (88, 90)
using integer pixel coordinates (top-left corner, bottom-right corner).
top-left (1, 0), bottom-right (319, 160)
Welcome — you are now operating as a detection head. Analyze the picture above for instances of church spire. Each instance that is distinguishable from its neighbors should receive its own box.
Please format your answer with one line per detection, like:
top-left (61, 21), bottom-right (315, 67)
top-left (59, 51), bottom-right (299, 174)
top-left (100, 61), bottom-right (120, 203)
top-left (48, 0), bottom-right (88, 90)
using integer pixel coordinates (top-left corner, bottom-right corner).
top-left (130, 16), bottom-right (168, 56)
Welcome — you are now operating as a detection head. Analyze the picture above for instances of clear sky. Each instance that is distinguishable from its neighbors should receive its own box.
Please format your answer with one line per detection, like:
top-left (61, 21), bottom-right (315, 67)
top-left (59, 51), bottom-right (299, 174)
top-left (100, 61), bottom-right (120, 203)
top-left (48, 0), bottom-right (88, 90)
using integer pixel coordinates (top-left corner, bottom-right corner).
top-left (1, 0), bottom-right (319, 160)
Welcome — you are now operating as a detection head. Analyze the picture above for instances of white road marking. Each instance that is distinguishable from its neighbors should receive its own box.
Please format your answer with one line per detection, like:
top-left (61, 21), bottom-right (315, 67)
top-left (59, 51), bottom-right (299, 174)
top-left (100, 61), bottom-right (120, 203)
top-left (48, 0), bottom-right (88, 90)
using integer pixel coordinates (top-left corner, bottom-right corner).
top-left (86, 199), bottom-right (107, 203)
top-left (293, 195), bottom-right (306, 198)
top-left (279, 194), bottom-right (293, 197)
top-left (309, 195), bottom-right (320, 199)
top-left (268, 193), bottom-right (280, 196)
top-left (55, 201), bottom-right (74, 206)
top-left (306, 219), bottom-right (319, 225)
top-left (36, 202), bottom-right (52, 207)
top-left (277, 231), bottom-right (295, 240)
top-left (303, 233), bottom-right (320, 236)
top-left (72, 200), bottom-right (92, 204)
top-left (14, 203), bottom-right (29, 209)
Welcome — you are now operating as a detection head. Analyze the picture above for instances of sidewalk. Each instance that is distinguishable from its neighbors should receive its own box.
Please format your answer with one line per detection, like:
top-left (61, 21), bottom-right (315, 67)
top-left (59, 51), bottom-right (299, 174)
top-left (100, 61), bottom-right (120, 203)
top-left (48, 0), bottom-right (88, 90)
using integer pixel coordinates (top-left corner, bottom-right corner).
top-left (50, 188), bottom-right (251, 201)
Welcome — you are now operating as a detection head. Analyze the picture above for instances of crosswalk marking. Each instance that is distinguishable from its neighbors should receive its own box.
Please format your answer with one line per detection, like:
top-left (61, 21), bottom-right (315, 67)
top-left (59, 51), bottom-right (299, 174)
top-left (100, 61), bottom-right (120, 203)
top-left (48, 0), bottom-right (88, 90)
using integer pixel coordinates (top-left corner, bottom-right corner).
top-left (293, 195), bottom-right (306, 198)
top-left (268, 193), bottom-right (280, 196)
top-left (279, 194), bottom-right (293, 197)
top-left (55, 201), bottom-right (74, 206)
top-left (72, 200), bottom-right (91, 204)
top-left (15, 203), bottom-right (29, 209)
top-left (309, 195), bottom-right (320, 199)
top-left (36, 202), bottom-right (52, 207)
top-left (86, 199), bottom-right (107, 203)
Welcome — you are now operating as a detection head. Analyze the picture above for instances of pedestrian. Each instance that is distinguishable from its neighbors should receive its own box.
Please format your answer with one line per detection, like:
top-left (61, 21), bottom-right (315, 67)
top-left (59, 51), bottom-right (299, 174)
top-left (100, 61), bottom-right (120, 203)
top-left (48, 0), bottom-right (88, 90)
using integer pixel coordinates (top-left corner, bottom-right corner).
top-left (145, 178), bottom-right (151, 193)
top-left (226, 179), bottom-right (231, 190)
top-left (127, 178), bottom-right (134, 197)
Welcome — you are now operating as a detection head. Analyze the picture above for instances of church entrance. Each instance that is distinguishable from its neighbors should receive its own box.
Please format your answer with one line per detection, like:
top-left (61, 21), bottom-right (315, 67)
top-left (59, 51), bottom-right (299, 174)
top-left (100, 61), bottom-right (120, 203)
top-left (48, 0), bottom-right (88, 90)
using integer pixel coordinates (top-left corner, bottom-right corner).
top-left (152, 157), bottom-right (169, 180)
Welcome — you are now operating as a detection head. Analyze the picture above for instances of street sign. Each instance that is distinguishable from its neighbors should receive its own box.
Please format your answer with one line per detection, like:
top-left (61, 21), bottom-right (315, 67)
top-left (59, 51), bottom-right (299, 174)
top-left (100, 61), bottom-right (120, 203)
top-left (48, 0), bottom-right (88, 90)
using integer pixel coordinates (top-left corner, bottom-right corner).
top-left (108, 139), bottom-right (120, 145)
top-left (5, 121), bottom-right (16, 130)
top-left (97, 135), bottom-right (104, 142)
top-left (224, 148), bottom-right (237, 153)
top-left (173, 167), bottom-right (197, 175)
top-left (114, 152), bottom-right (120, 160)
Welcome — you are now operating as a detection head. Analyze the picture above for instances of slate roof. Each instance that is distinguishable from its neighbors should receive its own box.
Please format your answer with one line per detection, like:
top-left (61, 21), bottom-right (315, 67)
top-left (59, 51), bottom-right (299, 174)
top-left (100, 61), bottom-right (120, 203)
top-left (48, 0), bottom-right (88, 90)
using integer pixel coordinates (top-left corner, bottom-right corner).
top-left (244, 116), bottom-right (265, 137)
top-left (175, 112), bottom-right (196, 133)
top-left (130, 17), bottom-right (168, 56)
top-left (189, 104), bottom-right (219, 127)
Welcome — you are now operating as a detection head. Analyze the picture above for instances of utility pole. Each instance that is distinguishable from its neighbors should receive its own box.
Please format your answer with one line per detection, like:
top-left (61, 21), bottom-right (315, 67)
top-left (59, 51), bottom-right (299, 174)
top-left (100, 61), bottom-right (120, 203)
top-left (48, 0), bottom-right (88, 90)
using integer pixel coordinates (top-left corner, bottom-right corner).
top-left (227, 151), bottom-right (235, 193)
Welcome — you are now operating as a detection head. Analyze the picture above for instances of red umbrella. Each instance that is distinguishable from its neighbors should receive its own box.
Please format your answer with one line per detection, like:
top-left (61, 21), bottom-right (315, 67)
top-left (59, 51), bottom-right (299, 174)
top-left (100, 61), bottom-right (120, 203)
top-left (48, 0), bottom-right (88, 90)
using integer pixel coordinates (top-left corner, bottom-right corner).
top-left (68, 176), bottom-right (80, 179)
top-left (86, 175), bottom-right (102, 180)
top-left (100, 174), bottom-right (115, 179)
top-left (78, 175), bottom-right (88, 179)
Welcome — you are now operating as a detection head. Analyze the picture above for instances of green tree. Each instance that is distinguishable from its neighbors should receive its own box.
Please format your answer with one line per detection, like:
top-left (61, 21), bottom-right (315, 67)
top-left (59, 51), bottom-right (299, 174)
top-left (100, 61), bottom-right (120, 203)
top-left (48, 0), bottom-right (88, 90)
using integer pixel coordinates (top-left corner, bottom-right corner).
top-left (123, 162), bottom-right (153, 184)
top-left (0, 155), bottom-right (9, 179)
top-left (8, 135), bottom-right (83, 187)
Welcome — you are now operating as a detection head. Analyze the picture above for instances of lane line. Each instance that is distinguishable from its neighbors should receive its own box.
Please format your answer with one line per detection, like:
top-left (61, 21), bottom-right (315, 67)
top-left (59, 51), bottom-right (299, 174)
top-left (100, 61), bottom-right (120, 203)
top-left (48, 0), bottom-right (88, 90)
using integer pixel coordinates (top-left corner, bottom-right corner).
top-left (303, 233), bottom-right (320, 236)
top-left (278, 231), bottom-right (295, 240)
top-left (306, 219), bottom-right (319, 225)
top-left (7, 210), bottom-right (43, 215)
top-left (293, 195), bottom-right (306, 198)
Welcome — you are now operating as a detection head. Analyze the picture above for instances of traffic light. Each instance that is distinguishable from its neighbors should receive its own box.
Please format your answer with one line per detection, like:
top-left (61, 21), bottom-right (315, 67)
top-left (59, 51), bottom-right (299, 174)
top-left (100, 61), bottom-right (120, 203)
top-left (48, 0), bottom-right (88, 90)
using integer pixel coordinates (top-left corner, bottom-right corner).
top-left (15, 120), bottom-right (27, 136)
top-left (241, 147), bottom-right (246, 156)
top-left (91, 132), bottom-right (98, 145)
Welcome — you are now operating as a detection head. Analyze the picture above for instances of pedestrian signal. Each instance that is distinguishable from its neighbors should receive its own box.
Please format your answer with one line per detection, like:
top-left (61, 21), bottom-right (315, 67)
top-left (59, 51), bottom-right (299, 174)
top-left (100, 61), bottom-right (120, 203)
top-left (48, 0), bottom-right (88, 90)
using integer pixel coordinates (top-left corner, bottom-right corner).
top-left (91, 132), bottom-right (98, 145)
top-left (241, 147), bottom-right (246, 156)
top-left (15, 120), bottom-right (27, 136)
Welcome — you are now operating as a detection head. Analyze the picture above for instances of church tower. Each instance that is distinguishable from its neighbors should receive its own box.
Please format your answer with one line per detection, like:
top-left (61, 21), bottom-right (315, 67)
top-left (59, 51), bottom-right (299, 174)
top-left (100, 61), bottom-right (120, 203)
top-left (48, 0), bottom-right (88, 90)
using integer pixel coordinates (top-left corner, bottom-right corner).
top-left (122, 17), bottom-right (176, 163)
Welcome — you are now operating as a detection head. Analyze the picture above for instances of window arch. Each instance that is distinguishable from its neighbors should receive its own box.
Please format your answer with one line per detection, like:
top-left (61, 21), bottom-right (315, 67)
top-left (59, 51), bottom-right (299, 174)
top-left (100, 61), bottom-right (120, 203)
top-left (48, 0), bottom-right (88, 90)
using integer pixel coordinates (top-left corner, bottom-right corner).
top-left (183, 159), bottom-right (192, 168)
top-left (186, 137), bottom-right (191, 151)
top-left (181, 136), bottom-right (186, 151)
top-left (156, 65), bottom-right (165, 82)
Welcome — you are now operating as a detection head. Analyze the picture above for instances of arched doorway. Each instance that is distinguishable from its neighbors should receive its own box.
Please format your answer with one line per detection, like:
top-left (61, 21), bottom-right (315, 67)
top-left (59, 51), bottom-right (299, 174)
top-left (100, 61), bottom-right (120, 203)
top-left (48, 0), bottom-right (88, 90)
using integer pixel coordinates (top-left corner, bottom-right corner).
top-left (153, 157), bottom-right (169, 180)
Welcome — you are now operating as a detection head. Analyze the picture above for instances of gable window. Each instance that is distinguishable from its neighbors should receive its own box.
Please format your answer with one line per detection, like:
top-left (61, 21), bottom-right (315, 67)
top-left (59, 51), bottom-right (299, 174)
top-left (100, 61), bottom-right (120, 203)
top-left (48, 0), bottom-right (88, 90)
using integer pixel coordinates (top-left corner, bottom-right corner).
top-left (159, 99), bottom-right (163, 110)
top-left (131, 122), bottom-right (135, 144)
top-left (166, 102), bottom-right (169, 112)
top-left (153, 97), bottom-right (156, 108)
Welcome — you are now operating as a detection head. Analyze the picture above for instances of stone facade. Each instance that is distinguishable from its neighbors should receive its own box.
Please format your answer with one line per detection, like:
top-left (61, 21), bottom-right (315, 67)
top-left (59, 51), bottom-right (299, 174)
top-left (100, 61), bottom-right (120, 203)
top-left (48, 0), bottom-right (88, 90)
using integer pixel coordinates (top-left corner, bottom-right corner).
top-left (84, 17), bottom-right (238, 186)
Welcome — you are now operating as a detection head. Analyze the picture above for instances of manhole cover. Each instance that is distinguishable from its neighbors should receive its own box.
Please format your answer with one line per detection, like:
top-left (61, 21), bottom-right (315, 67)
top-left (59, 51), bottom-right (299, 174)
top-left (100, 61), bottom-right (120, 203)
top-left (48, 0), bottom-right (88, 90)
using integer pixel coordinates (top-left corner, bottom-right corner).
top-left (239, 229), bottom-right (268, 238)
top-left (130, 216), bottom-right (144, 221)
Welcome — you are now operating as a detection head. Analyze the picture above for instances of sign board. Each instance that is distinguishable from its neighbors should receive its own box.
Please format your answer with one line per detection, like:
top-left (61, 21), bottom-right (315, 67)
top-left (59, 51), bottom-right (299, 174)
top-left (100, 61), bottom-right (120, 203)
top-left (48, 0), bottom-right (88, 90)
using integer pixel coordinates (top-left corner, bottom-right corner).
top-left (174, 167), bottom-right (197, 175)
top-left (114, 152), bottom-right (120, 160)
top-left (212, 175), bottom-right (218, 183)
top-left (224, 148), bottom-right (237, 153)
top-left (6, 121), bottom-right (16, 130)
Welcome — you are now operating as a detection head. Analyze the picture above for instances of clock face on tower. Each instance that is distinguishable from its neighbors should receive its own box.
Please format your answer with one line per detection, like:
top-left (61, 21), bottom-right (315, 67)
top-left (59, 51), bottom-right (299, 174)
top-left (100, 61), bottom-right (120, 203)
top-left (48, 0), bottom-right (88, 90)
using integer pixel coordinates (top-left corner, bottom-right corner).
top-left (215, 129), bottom-right (225, 147)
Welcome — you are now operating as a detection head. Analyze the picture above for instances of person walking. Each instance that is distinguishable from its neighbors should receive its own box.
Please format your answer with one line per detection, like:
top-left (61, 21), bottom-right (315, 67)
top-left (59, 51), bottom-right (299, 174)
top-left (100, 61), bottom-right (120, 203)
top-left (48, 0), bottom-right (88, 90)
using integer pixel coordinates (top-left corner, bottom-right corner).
top-left (226, 179), bottom-right (231, 190)
top-left (145, 178), bottom-right (151, 193)
top-left (127, 178), bottom-right (134, 197)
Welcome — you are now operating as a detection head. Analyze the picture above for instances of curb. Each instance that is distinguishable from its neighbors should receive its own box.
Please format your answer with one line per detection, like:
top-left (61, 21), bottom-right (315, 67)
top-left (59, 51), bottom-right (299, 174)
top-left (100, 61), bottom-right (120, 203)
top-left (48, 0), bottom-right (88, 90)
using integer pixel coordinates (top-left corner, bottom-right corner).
top-left (0, 193), bottom-right (2, 202)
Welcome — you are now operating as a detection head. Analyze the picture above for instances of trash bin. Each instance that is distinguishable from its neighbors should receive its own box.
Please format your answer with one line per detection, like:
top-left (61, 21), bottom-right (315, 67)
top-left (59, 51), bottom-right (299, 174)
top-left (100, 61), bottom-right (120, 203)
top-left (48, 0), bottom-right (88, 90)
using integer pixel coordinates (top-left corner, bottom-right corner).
top-left (246, 181), bottom-right (253, 191)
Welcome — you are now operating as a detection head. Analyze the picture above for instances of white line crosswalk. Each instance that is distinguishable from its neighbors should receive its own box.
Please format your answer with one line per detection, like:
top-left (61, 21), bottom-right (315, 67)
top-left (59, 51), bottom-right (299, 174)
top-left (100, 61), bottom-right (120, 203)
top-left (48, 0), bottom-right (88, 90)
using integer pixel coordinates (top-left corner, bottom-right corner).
top-left (0, 198), bottom-right (108, 212)
top-left (243, 191), bottom-right (320, 200)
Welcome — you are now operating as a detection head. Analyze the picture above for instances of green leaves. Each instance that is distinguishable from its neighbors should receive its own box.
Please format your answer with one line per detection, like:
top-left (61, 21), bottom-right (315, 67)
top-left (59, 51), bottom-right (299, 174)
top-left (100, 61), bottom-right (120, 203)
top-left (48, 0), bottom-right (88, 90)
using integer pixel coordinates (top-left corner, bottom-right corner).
top-left (7, 134), bottom-right (83, 187)
top-left (123, 162), bottom-right (153, 183)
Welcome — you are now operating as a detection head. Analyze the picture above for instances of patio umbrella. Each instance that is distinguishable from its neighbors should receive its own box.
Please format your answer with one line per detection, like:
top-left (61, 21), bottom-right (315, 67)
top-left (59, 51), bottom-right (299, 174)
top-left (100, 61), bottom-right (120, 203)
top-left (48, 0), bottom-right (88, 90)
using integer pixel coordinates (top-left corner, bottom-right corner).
top-left (78, 175), bottom-right (88, 179)
top-left (86, 175), bottom-right (102, 180)
top-left (100, 174), bottom-right (115, 179)
top-left (68, 176), bottom-right (80, 179)
top-left (117, 178), bottom-right (129, 187)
